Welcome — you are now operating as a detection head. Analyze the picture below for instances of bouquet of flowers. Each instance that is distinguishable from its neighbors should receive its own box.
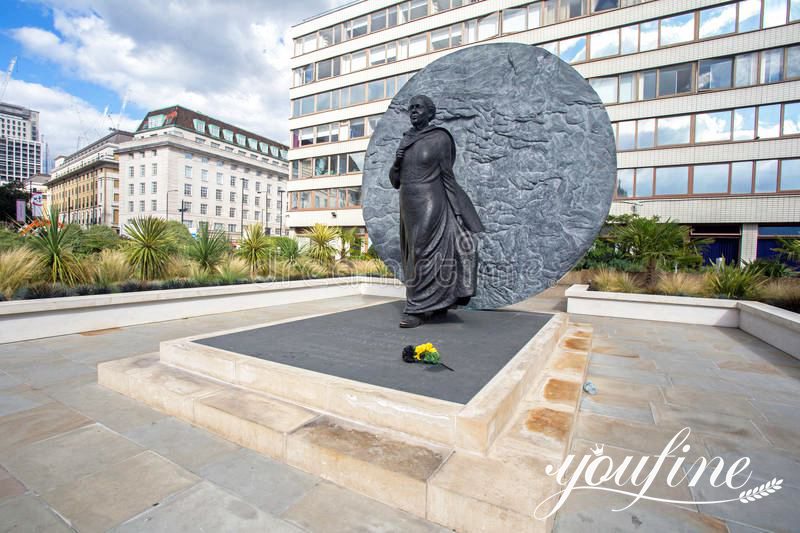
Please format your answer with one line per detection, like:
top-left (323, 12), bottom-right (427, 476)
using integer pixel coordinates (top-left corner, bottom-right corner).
top-left (402, 342), bottom-right (453, 371)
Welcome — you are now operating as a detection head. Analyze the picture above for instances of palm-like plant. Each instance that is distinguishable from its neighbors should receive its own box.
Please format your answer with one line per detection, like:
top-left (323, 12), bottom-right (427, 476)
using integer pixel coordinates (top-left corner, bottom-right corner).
top-left (275, 237), bottom-right (303, 265)
top-left (304, 223), bottom-right (339, 265)
top-left (610, 216), bottom-right (693, 289)
top-left (124, 217), bottom-right (175, 280)
top-left (775, 238), bottom-right (800, 264)
top-left (237, 224), bottom-right (271, 274)
top-left (28, 207), bottom-right (80, 284)
top-left (708, 261), bottom-right (767, 300)
top-left (187, 224), bottom-right (228, 274)
top-left (339, 227), bottom-right (362, 260)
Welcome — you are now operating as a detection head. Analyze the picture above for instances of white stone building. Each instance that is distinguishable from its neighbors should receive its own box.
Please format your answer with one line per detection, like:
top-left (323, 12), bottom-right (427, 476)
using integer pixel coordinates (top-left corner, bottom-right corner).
top-left (117, 106), bottom-right (290, 240)
top-left (0, 102), bottom-right (42, 183)
top-left (289, 0), bottom-right (800, 263)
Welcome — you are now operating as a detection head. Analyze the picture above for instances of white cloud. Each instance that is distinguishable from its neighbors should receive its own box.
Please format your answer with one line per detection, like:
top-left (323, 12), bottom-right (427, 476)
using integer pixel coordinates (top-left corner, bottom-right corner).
top-left (4, 78), bottom-right (140, 162)
top-left (9, 0), bottom-right (352, 158)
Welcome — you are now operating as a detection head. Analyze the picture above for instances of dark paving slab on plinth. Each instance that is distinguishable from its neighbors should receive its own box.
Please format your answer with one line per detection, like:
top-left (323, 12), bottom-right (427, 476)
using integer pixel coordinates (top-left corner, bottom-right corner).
top-left (197, 302), bottom-right (551, 404)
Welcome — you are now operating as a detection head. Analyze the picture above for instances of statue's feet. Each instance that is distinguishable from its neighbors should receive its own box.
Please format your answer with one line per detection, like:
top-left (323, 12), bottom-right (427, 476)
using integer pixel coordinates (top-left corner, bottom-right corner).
top-left (399, 313), bottom-right (424, 328)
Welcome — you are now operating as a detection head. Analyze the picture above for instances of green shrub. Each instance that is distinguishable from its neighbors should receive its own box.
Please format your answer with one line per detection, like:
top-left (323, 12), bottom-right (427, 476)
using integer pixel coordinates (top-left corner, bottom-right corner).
top-left (748, 258), bottom-right (794, 278)
top-left (590, 268), bottom-right (642, 293)
top-left (92, 249), bottom-right (132, 286)
top-left (164, 220), bottom-right (194, 256)
top-left (124, 217), bottom-right (175, 280)
top-left (216, 257), bottom-right (250, 284)
top-left (707, 261), bottom-right (767, 300)
top-left (73, 225), bottom-right (122, 255)
top-left (304, 224), bottom-right (339, 265)
top-left (655, 272), bottom-right (708, 297)
top-left (0, 227), bottom-right (22, 251)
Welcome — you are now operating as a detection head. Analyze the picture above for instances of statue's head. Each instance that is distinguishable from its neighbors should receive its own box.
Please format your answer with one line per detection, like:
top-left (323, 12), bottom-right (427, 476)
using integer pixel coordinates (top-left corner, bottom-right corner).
top-left (408, 95), bottom-right (436, 130)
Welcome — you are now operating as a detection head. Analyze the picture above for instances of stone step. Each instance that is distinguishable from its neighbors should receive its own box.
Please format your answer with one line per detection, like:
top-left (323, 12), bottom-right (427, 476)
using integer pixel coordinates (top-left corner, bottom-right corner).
top-left (286, 416), bottom-right (450, 517)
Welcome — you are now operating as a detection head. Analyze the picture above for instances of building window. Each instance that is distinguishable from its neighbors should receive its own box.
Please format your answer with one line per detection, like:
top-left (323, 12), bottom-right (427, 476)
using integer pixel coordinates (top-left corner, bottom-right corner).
top-left (215, 205), bottom-right (222, 216)
top-left (699, 4), bottom-right (737, 38)
top-left (635, 168), bottom-right (654, 197)
top-left (201, 169), bottom-right (208, 182)
top-left (128, 201), bottom-right (134, 212)
top-left (139, 182), bottom-right (146, 194)
top-left (591, 28), bottom-right (620, 59)
top-left (216, 173), bottom-right (224, 185)
top-left (695, 111), bottom-right (732, 142)
top-left (559, 36), bottom-right (586, 63)
top-left (200, 203), bottom-right (207, 215)
top-left (735, 52), bottom-right (759, 87)
top-left (731, 162), bottom-right (753, 193)
top-left (192, 119), bottom-right (205, 133)
top-left (151, 163), bottom-right (157, 176)
top-left (183, 201), bottom-right (192, 213)
top-left (693, 164), bottom-right (729, 194)
top-left (216, 189), bottom-right (223, 200)
top-left (151, 199), bottom-right (158, 211)
top-left (758, 104), bottom-right (781, 138)
top-left (229, 207), bottom-right (236, 218)
top-left (656, 116), bottom-right (691, 146)
top-left (151, 181), bottom-right (158, 193)
top-left (655, 166), bottom-right (689, 195)
top-left (185, 166), bottom-right (192, 178)
top-left (698, 58), bottom-right (732, 90)
top-left (184, 183), bottom-right (192, 196)
top-left (755, 160), bottom-right (778, 192)
top-left (781, 159), bottom-right (800, 190)
top-left (660, 13), bottom-right (694, 46)
top-left (200, 186), bottom-right (208, 198)
top-left (230, 176), bottom-right (236, 187)
top-left (128, 183), bottom-right (134, 195)
top-left (659, 63), bottom-right (693, 96)
top-left (230, 191), bottom-right (236, 202)
top-left (139, 200), bottom-right (145, 212)
top-left (228, 224), bottom-right (236, 233)
top-left (185, 152), bottom-right (193, 159)
top-left (734, 107), bottom-right (756, 139)
top-left (760, 48), bottom-right (784, 83)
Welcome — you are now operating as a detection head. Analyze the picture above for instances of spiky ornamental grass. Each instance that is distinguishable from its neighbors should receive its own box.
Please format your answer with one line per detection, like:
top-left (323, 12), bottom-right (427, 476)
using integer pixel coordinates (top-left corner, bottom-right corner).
top-left (123, 217), bottom-right (175, 280)
top-left (186, 224), bottom-right (229, 274)
top-left (237, 224), bottom-right (271, 274)
top-left (304, 223), bottom-right (339, 266)
top-left (28, 207), bottom-right (80, 285)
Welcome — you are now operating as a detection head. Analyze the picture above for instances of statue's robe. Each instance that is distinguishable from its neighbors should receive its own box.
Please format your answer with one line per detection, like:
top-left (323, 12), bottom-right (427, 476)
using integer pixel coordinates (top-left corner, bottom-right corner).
top-left (389, 125), bottom-right (484, 314)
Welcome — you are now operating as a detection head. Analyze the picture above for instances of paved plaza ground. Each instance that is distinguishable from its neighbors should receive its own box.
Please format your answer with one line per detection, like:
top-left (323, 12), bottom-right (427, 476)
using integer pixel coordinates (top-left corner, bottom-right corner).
top-left (1, 288), bottom-right (798, 532)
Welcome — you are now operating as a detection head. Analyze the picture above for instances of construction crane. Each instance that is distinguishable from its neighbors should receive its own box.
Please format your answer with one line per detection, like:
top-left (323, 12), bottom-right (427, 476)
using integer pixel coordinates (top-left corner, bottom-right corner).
top-left (0, 57), bottom-right (17, 102)
top-left (115, 90), bottom-right (129, 130)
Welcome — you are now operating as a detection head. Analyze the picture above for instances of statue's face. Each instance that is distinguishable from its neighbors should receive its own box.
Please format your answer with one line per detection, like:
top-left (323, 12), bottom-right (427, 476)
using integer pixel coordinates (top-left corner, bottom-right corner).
top-left (408, 99), bottom-right (430, 129)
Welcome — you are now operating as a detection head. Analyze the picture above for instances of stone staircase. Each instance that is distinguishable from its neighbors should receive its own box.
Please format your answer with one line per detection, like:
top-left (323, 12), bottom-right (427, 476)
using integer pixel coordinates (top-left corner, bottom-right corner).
top-left (99, 318), bottom-right (592, 532)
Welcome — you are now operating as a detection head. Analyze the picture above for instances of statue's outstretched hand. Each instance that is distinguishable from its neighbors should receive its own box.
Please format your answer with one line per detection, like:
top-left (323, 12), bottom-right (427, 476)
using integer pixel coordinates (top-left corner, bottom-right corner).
top-left (394, 148), bottom-right (405, 166)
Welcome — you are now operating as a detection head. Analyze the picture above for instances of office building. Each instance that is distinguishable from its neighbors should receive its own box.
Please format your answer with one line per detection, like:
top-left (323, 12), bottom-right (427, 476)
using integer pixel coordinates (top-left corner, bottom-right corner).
top-left (0, 102), bottom-right (42, 183)
top-left (117, 106), bottom-right (290, 239)
top-left (48, 131), bottom-right (133, 228)
top-left (289, 0), bottom-right (800, 262)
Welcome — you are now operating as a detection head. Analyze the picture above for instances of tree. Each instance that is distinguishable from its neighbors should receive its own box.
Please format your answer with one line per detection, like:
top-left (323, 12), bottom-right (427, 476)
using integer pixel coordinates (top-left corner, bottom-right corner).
top-left (73, 225), bottom-right (122, 255)
top-left (339, 227), bottom-right (363, 260)
top-left (164, 220), bottom-right (194, 256)
top-left (610, 216), bottom-right (693, 289)
top-left (0, 181), bottom-right (30, 223)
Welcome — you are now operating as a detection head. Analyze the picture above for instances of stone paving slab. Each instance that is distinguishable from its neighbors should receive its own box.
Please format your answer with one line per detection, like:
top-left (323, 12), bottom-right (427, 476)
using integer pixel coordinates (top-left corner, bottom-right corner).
top-left (0, 494), bottom-right (74, 533)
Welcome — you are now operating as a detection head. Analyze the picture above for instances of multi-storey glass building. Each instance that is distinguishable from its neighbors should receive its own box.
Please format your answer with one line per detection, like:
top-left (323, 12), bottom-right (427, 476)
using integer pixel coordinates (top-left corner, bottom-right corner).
top-left (0, 102), bottom-right (42, 183)
top-left (289, 0), bottom-right (800, 262)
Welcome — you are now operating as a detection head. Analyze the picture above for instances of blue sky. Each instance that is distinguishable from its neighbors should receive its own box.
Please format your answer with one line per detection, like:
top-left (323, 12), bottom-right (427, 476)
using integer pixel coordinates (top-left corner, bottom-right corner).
top-left (1, 0), bottom-right (344, 163)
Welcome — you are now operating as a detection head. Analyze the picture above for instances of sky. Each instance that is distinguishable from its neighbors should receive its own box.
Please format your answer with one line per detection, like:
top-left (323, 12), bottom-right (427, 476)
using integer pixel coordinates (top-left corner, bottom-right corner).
top-left (0, 0), bottom-right (351, 165)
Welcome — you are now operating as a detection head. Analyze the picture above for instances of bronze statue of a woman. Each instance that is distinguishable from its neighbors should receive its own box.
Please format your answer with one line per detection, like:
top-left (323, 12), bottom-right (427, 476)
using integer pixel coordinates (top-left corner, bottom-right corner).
top-left (390, 95), bottom-right (484, 328)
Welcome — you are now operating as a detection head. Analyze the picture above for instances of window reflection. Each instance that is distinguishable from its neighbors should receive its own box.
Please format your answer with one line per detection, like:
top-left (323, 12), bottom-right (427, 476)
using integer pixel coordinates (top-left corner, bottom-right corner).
top-left (655, 167), bottom-right (689, 195)
top-left (699, 58), bottom-right (733, 90)
top-left (660, 13), bottom-right (694, 46)
top-left (616, 169), bottom-right (634, 197)
top-left (559, 36), bottom-right (586, 63)
top-left (637, 119), bottom-right (655, 148)
top-left (590, 78), bottom-right (617, 103)
top-left (699, 4), bottom-right (737, 38)
top-left (635, 168), bottom-right (654, 196)
top-left (758, 104), bottom-right (781, 138)
top-left (763, 0), bottom-right (788, 27)
top-left (760, 48), bottom-right (784, 83)
top-left (738, 0), bottom-right (762, 31)
top-left (734, 108), bottom-right (756, 140)
top-left (731, 162), bottom-right (753, 193)
top-left (781, 159), bottom-right (800, 190)
top-left (639, 20), bottom-right (658, 51)
top-left (591, 28), bottom-right (620, 58)
top-left (755, 160), bottom-right (778, 192)
top-left (657, 116), bottom-right (691, 146)
top-left (783, 102), bottom-right (800, 135)
top-left (659, 63), bottom-right (693, 96)
top-left (617, 121), bottom-right (636, 150)
top-left (620, 25), bottom-right (639, 54)
top-left (696, 111), bottom-right (732, 142)
top-left (694, 164), bottom-right (730, 193)
top-left (735, 53), bottom-right (758, 87)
